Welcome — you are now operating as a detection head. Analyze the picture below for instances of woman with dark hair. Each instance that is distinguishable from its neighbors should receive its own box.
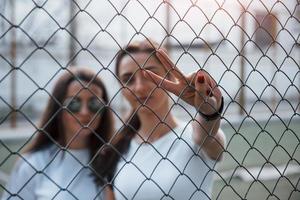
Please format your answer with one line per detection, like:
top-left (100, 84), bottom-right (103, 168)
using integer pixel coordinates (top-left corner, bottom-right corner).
top-left (2, 68), bottom-right (114, 200)
top-left (99, 39), bottom-right (226, 200)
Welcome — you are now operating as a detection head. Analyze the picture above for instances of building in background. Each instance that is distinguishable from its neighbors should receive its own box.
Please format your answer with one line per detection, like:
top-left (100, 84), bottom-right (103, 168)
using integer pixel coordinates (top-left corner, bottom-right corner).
top-left (0, 0), bottom-right (299, 126)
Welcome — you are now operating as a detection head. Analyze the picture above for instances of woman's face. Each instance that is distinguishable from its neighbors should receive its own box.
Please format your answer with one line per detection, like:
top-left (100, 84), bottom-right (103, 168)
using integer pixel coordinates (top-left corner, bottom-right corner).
top-left (61, 80), bottom-right (104, 149)
top-left (118, 52), bottom-right (169, 114)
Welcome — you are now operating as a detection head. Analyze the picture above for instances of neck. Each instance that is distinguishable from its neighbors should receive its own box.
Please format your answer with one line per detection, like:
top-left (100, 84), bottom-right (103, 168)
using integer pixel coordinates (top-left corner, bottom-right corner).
top-left (67, 141), bottom-right (88, 149)
top-left (135, 108), bottom-right (177, 143)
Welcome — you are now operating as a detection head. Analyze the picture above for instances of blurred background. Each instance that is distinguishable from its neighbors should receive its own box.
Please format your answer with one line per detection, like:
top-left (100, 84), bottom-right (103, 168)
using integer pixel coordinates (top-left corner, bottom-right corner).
top-left (0, 0), bottom-right (299, 199)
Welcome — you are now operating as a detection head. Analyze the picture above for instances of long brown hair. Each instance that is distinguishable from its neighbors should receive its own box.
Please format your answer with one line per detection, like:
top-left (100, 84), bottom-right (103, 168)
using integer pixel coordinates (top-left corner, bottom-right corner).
top-left (24, 67), bottom-right (114, 185)
top-left (97, 39), bottom-right (167, 186)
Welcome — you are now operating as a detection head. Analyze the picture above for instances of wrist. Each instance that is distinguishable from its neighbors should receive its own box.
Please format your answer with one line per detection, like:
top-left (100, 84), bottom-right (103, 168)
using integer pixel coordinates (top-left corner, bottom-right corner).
top-left (198, 97), bottom-right (224, 121)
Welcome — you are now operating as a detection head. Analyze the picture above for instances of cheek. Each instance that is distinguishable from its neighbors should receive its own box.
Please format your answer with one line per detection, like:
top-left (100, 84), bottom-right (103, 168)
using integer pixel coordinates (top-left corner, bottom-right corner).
top-left (61, 112), bottom-right (102, 134)
top-left (149, 89), bottom-right (170, 108)
top-left (61, 112), bottom-right (78, 129)
top-left (62, 112), bottom-right (73, 123)
top-left (122, 89), bottom-right (136, 103)
top-left (152, 87), bottom-right (168, 98)
top-left (90, 115), bottom-right (101, 129)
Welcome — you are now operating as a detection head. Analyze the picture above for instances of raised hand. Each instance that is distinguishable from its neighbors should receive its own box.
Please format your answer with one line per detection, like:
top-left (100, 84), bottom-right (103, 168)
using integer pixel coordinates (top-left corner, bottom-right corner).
top-left (142, 49), bottom-right (223, 117)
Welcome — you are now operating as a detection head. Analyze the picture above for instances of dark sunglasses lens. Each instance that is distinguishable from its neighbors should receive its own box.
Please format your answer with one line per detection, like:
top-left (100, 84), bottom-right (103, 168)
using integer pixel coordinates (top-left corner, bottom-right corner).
top-left (88, 97), bottom-right (105, 113)
top-left (64, 98), bottom-right (81, 113)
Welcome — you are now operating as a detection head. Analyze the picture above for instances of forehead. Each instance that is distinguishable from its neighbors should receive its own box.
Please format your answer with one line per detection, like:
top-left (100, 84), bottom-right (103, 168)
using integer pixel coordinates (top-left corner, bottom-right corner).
top-left (66, 80), bottom-right (103, 98)
top-left (118, 52), bottom-right (162, 75)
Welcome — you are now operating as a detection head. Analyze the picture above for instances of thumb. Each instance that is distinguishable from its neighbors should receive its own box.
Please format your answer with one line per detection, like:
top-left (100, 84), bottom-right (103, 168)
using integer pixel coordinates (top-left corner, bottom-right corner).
top-left (195, 72), bottom-right (210, 99)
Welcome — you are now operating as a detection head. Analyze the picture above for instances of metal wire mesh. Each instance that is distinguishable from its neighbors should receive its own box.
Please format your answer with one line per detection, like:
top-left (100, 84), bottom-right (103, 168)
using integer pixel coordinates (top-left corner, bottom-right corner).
top-left (0, 0), bottom-right (299, 199)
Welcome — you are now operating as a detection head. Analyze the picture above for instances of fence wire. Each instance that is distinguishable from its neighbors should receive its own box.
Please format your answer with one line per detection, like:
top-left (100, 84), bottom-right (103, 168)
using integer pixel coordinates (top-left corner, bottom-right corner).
top-left (0, 0), bottom-right (299, 199)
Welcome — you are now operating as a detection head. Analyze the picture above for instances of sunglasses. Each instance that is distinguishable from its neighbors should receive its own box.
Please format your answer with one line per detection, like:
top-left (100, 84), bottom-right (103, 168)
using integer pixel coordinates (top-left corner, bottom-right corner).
top-left (63, 96), bottom-right (105, 114)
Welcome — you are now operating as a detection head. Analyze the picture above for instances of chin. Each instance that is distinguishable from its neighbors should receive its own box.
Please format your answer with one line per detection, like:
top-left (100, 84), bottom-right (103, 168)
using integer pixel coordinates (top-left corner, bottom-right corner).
top-left (69, 128), bottom-right (92, 141)
top-left (137, 104), bottom-right (158, 115)
top-left (80, 127), bottom-right (94, 136)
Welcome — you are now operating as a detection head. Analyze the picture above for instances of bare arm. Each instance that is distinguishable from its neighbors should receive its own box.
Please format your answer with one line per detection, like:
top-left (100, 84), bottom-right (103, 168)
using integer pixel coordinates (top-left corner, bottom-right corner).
top-left (192, 71), bottom-right (225, 161)
top-left (104, 185), bottom-right (115, 200)
top-left (192, 115), bottom-right (225, 161)
top-left (143, 49), bottom-right (226, 160)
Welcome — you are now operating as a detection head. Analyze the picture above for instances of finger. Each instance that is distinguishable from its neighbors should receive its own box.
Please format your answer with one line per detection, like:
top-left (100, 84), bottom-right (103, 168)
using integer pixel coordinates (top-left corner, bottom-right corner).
top-left (185, 72), bottom-right (197, 86)
top-left (195, 73), bottom-right (209, 110)
top-left (155, 49), bottom-right (185, 80)
top-left (195, 72), bottom-right (222, 113)
top-left (206, 73), bottom-right (213, 88)
top-left (142, 70), bottom-right (180, 95)
top-left (188, 71), bottom-right (212, 88)
top-left (195, 72), bottom-right (211, 99)
top-left (205, 73), bottom-right (222, 99)
top-left (212, 83), bottom-right (222, 99)
top-left (199, 71), bottom-right (220, 97)
top-left (204, 74), bottom-right (214, 97)
top-left (200, 71), bottom-right (223, 107)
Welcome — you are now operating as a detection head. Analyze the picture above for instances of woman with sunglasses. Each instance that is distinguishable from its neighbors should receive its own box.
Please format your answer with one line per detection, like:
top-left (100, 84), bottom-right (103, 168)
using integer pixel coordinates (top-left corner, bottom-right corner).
top-left (98, 39), bottom-right (226, 200)
top-left (2, 68), bottom-right (114, 200)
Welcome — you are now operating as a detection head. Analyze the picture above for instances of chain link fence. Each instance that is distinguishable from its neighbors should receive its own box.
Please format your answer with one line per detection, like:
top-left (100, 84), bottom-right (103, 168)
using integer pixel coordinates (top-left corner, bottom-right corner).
top-left (0, 0), bottom-right (299, 199)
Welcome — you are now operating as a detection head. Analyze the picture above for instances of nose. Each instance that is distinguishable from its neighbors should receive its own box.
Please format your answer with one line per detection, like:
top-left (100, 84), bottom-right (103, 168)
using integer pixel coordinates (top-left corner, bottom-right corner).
top-left (77, 103), bottom-right (92, 126)
top-left (133, 74), bottom-right (145, 94)
top-left (79, 103), bottom-right (90, 116)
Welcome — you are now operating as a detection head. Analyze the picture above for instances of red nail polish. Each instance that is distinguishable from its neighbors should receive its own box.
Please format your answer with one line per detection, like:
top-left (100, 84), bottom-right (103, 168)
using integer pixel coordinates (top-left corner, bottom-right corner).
top-left (206, 90), bottom-right (210, 96)
top-left (197, 75), bottom-right (205, 83)
top-left (207, 90), bottom-right (214, 97)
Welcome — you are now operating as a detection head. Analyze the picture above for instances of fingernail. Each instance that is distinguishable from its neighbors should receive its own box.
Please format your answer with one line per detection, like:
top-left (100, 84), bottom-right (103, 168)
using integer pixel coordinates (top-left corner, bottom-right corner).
top-left (206, 90), bottom-right (214, 97)
top-left (197, 75), bottom-right (205, 83)
top-left (206, 90), bottom-right (210, 96)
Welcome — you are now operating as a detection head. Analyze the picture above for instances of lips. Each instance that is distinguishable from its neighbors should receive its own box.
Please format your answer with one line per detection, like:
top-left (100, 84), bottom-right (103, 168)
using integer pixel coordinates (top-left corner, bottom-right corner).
top-left (77, 119), bottom-right (92, 126)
